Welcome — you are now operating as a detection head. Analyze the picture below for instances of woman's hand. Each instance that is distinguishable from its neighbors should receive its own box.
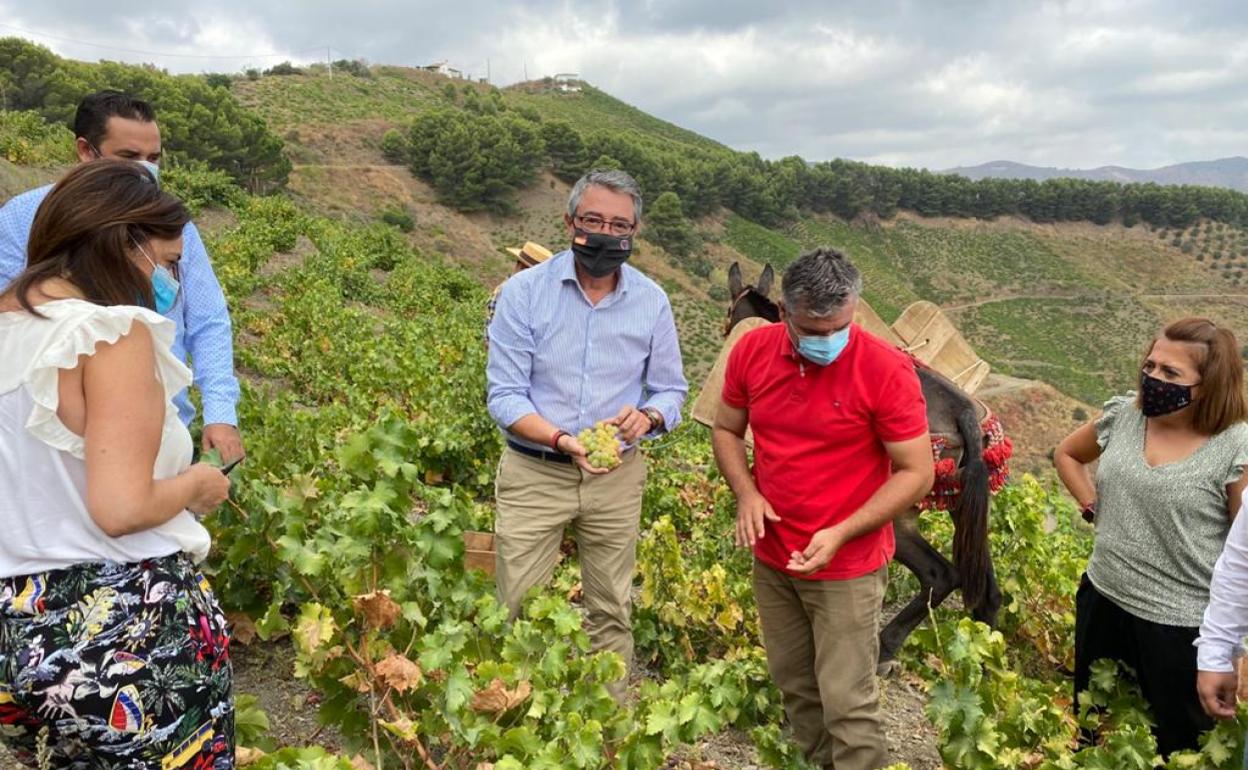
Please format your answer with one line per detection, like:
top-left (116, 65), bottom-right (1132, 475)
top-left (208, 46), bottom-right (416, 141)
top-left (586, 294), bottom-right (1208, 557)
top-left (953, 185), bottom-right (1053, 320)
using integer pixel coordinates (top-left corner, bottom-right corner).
top-left (1197, 670), bottom-right (1240, 720)
top-left (185, 463), bottom-right (231, 515)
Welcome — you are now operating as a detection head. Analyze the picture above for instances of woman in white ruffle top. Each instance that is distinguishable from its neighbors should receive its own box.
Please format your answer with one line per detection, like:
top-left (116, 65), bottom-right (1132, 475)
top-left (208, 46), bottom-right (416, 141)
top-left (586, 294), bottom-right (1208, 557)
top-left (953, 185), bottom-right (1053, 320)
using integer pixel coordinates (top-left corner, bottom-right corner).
top-left (0, 160), bottom-right (235, 769)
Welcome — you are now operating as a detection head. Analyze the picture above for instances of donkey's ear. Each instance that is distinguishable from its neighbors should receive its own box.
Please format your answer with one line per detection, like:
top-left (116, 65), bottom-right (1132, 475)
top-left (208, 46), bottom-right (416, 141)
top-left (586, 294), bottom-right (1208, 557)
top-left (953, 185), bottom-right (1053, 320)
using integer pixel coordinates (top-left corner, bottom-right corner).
top-left (728, 262), bottom-right (744, 297)
top-left (757, 264), bottom-right (774, 297)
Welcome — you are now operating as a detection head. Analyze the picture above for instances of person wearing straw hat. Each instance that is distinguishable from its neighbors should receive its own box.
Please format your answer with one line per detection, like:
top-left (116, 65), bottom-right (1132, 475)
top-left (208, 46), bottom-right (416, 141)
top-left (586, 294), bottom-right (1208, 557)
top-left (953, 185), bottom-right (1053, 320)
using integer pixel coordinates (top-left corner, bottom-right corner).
top-left (485, 241), bottom-right (553, 343)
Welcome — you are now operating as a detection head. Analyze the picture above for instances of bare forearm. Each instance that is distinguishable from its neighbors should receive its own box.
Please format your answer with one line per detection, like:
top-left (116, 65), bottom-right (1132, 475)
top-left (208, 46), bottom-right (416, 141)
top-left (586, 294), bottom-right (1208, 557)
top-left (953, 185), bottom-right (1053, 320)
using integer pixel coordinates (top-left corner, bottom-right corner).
top-left (712, 426), bottom-right (759, 500)
top-left (88, 474), bottom-right (198, 537)
top-left (832, 466), bottom-right (930, 543)
top-left (1055, 454), bottom-right (1096, 507)
top-left (507, 413), bottom-right (562, 448)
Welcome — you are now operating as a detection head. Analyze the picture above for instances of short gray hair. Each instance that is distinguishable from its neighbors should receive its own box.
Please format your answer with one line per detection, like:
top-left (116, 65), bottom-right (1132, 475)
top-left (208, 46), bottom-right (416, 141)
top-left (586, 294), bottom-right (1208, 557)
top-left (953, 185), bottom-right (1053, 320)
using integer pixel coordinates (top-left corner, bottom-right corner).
top-left (567, 169), bottom-right (644, 224)
top-left (781, 247), bottom-right (863, 317)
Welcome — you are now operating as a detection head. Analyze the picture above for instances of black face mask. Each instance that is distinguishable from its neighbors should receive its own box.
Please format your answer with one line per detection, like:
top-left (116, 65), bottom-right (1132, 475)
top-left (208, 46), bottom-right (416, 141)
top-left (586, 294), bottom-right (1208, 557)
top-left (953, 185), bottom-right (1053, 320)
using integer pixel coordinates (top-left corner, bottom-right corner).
top-left (1139, 371), bottom-right (1195, 417)
top-left (571, 230), bottom-right (632, 278)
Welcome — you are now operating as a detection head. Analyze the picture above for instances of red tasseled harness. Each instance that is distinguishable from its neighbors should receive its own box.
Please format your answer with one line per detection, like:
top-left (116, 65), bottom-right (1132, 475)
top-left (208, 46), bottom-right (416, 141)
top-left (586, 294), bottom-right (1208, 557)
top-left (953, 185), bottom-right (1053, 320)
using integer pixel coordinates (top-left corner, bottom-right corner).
top-left (907, 356), bottom-right (1014, 512)
top-left (922, 413), bottom-right (1014, 511)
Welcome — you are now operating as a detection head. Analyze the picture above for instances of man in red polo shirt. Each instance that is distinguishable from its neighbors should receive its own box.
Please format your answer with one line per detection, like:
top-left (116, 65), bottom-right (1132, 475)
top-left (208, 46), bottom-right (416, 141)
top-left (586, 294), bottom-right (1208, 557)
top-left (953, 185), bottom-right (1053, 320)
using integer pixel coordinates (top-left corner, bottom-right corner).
top-left (713, 248), bottom-right (933, 770)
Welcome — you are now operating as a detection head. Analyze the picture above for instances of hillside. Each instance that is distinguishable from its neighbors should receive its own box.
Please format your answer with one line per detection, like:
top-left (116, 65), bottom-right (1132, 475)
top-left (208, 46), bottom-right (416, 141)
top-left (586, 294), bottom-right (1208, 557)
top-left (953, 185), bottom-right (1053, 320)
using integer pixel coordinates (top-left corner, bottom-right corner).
top-left (225, 68), bottom-right (1248, 414)
top-left (208, 67), bottom-right (1248, 466)
top-left (946, 157), bottom-right (1248, 193)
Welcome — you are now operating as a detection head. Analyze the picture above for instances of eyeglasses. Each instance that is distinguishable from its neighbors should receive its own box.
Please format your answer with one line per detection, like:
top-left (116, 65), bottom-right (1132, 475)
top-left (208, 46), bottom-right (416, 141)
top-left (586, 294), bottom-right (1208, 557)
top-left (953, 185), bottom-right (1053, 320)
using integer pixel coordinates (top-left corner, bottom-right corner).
top-left (575, 214), bottom-right (636, 237)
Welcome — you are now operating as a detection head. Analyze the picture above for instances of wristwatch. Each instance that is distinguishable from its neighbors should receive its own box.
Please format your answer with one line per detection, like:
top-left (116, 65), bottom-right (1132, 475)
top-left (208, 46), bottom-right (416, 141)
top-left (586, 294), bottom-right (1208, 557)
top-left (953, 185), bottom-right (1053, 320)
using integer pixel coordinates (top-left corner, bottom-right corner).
top-left (642, 407), bottom-right (664, 432)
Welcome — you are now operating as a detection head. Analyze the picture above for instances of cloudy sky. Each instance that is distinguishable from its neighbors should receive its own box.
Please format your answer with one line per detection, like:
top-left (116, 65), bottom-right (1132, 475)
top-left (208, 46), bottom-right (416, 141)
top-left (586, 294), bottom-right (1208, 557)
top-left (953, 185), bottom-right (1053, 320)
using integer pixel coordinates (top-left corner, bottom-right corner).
top-left (2, 1), bottom-right (1246, 170)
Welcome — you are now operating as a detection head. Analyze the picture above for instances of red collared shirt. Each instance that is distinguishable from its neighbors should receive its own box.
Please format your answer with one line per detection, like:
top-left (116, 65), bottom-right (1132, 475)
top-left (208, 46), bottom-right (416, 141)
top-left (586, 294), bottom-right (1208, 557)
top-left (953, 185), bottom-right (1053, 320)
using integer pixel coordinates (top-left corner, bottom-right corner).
top-left (722, 322), bottom-right (928, 580)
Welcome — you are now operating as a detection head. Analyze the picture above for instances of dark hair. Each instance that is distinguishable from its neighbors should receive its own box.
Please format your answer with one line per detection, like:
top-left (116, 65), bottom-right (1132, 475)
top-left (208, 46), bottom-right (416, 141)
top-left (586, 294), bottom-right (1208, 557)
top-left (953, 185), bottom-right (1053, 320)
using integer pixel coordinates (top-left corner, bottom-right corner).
top-left (1138, 317), bottom-right (1248, 435)
top-left (10, 160), bottom-right (188, 315)
top-left (781, 247), bottom-right (863, 317)
top-left (72, 91), bottom-right (157, 149)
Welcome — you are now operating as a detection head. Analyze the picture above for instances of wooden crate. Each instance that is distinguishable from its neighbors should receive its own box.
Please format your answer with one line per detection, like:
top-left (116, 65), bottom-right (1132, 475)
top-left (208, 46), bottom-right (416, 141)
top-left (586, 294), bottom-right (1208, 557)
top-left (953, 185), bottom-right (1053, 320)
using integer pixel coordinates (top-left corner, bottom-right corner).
top-left (463, 531), bottom-right (496, 577)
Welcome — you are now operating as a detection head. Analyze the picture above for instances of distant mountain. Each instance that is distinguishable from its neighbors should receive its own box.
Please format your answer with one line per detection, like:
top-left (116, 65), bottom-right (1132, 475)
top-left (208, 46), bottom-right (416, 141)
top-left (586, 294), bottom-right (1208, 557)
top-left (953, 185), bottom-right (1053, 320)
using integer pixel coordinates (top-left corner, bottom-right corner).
top-left (943, 157), bottom-right (1248, 192)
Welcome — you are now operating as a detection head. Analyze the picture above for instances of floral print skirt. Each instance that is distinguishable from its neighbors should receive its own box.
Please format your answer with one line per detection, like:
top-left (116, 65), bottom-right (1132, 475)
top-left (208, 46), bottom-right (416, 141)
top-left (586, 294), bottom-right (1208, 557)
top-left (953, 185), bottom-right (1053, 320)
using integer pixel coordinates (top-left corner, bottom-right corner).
top-left (1, 553), bottom-right (233, 769)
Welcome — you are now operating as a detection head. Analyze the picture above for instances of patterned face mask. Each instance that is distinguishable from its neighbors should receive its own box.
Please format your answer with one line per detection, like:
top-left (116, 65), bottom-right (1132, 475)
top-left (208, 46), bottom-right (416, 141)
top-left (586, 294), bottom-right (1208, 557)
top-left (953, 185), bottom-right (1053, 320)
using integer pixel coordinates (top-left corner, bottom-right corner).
top-left (1139, 371), bottom-right (1195, 417)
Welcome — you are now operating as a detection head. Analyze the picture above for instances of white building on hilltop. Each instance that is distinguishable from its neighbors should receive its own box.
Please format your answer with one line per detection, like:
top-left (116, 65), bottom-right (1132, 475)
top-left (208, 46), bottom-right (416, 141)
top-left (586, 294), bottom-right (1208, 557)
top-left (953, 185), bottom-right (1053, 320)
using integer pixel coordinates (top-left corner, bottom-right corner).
top-left (423, 60), bottom-right (465, 79)
top-left (553, 73), bottom-right (582, 93)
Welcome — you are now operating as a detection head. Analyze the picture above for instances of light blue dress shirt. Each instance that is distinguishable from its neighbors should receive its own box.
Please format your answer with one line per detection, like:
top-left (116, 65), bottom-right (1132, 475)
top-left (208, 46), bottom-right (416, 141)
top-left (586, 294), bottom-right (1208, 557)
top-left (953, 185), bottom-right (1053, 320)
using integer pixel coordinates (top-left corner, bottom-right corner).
top-left (0, 184), bottom-right (241, 427)
top-left (487, 250), bottom-right (688, 450)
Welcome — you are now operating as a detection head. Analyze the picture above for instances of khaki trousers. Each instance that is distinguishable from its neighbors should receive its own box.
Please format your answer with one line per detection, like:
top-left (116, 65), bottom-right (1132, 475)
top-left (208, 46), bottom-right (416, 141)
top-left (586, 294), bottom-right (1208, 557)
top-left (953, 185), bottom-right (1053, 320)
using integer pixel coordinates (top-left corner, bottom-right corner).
top-left (494, 447), bottom-right (647, 698)
top-left (753, 559), bottom-right (889, 770)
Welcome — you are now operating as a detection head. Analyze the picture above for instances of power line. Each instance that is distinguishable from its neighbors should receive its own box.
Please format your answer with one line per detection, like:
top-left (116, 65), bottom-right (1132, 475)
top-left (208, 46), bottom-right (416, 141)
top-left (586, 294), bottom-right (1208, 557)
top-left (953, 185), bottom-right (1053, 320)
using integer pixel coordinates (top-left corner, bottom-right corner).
top-left (0, 22), bottom-right (326, 60)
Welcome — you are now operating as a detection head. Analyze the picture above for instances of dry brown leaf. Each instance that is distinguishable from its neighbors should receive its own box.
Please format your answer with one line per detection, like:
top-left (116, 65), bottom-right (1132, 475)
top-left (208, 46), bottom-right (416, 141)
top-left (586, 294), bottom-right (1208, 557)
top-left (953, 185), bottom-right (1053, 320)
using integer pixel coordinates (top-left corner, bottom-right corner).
top-left (424, 468), bottom-right (445, 484)
top-left (470, 678), bottom-right (533, 714)
top-left (226, 612), bottom-right (258, 645)
top-left (352, 590), bottom-right (401, 631)
top-left (380, 716), bottom-right (419, 742)
top-left (349, 755), bottom-right (376, 770)
top-left (375, 653), bottom-right (423, 693)
top-left (339, 670), bottom-right (372, 693)
top-left (236, 747), bottom-right (267, 766)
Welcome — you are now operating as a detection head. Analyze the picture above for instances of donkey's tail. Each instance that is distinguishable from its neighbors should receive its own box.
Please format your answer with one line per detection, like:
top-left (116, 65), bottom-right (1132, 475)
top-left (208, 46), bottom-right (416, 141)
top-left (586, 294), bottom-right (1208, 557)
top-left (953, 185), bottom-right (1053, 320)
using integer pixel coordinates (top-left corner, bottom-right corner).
top-left (951, 402), bottom-right (992, 611)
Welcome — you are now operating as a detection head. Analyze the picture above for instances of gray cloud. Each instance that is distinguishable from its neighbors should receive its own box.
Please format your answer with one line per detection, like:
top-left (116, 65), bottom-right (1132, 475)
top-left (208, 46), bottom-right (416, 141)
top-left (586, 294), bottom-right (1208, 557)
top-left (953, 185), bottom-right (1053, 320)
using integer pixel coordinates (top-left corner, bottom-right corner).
top-left (1, 0), bottom-right (1245, 169)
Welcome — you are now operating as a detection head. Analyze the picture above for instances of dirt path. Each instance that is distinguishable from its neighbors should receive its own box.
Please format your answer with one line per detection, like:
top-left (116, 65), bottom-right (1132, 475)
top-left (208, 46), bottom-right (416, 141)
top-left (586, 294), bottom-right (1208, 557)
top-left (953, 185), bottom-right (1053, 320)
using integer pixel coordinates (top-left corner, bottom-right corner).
top-left (1139, 292), bottom-right (1248, 300)
top-left (941, 293), bottom-right (1084, 312)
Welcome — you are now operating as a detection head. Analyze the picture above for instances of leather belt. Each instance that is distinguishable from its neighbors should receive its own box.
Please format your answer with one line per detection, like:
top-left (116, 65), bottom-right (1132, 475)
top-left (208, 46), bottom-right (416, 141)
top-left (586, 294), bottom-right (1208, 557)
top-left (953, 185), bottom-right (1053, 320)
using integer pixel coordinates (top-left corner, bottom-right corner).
top-left (506, 440), bottom-right (573, 465)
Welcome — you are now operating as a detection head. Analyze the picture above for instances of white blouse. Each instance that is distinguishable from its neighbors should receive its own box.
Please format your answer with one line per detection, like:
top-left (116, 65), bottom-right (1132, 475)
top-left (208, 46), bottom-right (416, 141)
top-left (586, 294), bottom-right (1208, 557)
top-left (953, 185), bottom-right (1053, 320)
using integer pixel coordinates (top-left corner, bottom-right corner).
top-left (1196, 503), bottom-right (1248, 672)
top-left (0, 299), bottom-right (210, 579)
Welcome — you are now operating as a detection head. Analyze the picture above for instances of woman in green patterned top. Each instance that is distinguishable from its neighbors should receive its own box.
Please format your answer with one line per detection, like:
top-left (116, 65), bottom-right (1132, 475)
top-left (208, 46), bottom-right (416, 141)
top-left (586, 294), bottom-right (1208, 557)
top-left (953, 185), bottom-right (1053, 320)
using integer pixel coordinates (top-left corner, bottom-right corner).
top-left (1054, 317), bottom-right (1248, 756)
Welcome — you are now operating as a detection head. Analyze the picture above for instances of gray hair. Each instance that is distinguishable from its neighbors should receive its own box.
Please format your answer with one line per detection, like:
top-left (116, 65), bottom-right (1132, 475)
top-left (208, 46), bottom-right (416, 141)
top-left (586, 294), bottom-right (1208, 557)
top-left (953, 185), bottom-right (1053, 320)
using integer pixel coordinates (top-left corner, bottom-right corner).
top-left (781, 247), bottom-right (863, 317)
top-left (567, 169), bottom-right (644, 223)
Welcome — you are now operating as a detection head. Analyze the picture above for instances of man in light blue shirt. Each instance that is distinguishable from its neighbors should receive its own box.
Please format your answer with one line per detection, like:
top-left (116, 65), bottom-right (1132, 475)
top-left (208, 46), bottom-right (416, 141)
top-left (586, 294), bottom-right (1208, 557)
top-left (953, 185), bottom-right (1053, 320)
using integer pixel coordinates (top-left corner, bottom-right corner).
top-left (0, 91), bottom-right (243, 460)
top-left (487, 169), bottom-right (687, 699)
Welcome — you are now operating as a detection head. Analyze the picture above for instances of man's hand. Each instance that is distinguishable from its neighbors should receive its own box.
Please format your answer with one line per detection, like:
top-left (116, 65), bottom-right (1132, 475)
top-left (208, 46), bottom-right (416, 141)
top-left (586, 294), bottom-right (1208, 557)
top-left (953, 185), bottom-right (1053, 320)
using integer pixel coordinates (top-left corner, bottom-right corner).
top-left (202, 424), bottom-right (245, 463)
top-left (610, 405), bottom-right (652, 445)
top-left (787, 527), bottom-right (845, 575)
top-left (735, 490), bottom-right (780, 548)
top-left (1198, 670), bottom-right (1240, 720)
top-left (556, 433), bottom-right (611, 476)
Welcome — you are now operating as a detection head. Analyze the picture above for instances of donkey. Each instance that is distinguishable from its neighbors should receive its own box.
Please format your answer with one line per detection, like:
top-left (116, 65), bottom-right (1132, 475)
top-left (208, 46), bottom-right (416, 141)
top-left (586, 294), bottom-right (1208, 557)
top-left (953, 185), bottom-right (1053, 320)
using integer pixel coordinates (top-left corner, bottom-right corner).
top-left (722, 263), bottom-right (1002, 672)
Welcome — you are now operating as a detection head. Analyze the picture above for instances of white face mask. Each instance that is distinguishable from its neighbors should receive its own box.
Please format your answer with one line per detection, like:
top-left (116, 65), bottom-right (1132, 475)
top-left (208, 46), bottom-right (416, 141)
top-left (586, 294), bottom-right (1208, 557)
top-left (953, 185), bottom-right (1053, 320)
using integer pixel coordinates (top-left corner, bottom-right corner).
top-left (137, 159), bottom-right (160, 184)
top-left (90, 145), bottom-right (160, 184)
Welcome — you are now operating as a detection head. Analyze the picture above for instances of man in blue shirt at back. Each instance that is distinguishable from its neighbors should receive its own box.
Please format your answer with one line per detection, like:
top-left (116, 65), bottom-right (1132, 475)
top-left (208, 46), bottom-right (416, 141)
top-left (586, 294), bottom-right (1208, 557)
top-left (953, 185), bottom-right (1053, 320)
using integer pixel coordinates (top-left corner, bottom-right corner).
top-left (0, 91), bottom-right (243, 461)
top-left (487, 168), bottom-right (687, 700)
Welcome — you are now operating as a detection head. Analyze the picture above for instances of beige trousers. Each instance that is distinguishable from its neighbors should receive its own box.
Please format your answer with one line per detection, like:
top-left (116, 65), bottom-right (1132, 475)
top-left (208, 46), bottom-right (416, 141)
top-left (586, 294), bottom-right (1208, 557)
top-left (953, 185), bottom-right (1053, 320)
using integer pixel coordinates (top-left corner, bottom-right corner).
top-left (494, 447), bottom-right (647, 698)
top-left (753, 558), bottom-right (889, 770)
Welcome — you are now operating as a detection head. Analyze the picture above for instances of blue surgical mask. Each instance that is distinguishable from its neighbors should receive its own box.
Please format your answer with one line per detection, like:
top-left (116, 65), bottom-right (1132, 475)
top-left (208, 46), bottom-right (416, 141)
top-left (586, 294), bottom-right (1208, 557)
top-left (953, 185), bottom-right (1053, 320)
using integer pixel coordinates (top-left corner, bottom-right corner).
top-left (794, 324), bottom-right (851, 366)
top-left (137, 242), bottom-right (180, 314)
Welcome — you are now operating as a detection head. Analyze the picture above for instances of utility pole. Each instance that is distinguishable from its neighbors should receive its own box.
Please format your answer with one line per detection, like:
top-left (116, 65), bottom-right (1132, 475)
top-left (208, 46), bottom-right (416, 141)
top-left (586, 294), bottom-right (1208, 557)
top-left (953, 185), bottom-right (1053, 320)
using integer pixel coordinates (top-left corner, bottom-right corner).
top-left (327, 46), bottom-right (333, 79)
top-left (486, 58), bottom-right (491, 84)
top-left (523, 59), bottom-right (528, 81)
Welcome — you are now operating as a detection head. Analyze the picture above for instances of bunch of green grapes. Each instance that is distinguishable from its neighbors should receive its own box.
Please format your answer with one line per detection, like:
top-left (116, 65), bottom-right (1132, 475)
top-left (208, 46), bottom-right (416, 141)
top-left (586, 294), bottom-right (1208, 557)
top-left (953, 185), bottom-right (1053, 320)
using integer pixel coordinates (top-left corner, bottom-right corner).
top-left (578, 421), bottom-right (622, 469)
